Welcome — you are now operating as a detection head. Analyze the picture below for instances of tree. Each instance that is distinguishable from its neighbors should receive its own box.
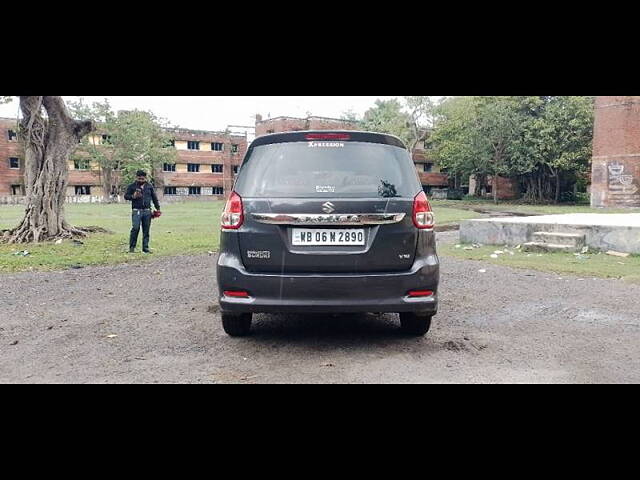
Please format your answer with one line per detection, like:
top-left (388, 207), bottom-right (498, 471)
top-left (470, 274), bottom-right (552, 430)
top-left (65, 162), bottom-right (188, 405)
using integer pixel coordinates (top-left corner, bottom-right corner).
top-left (430, 97), bottom-right (500, 196)
top-left (430, 96), bottom-right (594, 203)
top-left (340, 109), bottom-right (360, 122)
top-left (473, 96), bottom-right (525, 203)
top-left (1, 96), bottom-right (100, 243)
top-left (360, 97), bottom-right (437, 150)
top-left (515, 96), bottom-right (593, 202)
top-left (361, 99), bottom-right (413, 145)
top-left (403, 96), bottom-right (436, 152)
top-left (68, 100), bottom-right (177, 201)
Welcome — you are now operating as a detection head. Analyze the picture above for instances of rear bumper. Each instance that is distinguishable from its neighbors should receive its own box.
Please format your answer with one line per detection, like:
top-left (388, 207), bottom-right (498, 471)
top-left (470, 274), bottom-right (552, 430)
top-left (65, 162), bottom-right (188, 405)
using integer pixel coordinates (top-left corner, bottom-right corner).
top-left (216, 254), bottom-right (439, 315)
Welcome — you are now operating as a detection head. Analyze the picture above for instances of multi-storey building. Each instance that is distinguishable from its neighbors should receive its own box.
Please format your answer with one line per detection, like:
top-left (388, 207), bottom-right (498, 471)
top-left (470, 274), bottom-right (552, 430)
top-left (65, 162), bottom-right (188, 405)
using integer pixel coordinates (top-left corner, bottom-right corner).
top-left (255, 114), bottom-right (361, 136)
top-left (2, 112), bottom-right (451, 202)
top-left (154, 126), bottom-right (247, 199)
top-left (0, 118), bottom-right (23, 198)
top-left (410, 141), bottom-right (449, 194)
top-left (255, 114), bottom-right (450, 195)
top-left (0, 117), bottom-right (247, 202)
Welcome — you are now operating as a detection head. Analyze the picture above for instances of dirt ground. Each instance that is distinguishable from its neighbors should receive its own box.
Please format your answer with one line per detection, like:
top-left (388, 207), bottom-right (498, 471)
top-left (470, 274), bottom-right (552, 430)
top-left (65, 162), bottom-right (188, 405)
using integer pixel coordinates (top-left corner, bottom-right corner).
top-left (1, 232), bottom-right (639, 383)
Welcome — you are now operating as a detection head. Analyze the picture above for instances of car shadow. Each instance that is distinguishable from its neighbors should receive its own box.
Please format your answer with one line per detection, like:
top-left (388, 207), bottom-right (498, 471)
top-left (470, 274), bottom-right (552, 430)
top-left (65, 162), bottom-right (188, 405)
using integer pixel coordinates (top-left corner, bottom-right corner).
top-left (244, 312), bottom-right (432, 347)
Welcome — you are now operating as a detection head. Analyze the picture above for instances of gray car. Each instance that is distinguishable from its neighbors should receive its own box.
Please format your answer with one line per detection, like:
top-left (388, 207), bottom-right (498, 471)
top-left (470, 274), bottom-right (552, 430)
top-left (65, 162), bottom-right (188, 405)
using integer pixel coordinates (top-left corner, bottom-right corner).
top-left (216, 131), bottom-right (439, 336)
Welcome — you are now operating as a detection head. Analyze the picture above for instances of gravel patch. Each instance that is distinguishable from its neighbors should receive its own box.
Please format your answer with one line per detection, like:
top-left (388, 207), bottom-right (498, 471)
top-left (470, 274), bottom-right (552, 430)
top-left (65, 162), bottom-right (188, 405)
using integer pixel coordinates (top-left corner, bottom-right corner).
top-left (1, 234), bottom-right (639, 383)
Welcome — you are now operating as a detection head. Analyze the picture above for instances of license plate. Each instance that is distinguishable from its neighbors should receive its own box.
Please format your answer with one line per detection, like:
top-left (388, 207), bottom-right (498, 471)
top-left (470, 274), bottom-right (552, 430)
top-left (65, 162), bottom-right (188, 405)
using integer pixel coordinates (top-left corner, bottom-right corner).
top-left (292, 229), bottom-right (365, 246)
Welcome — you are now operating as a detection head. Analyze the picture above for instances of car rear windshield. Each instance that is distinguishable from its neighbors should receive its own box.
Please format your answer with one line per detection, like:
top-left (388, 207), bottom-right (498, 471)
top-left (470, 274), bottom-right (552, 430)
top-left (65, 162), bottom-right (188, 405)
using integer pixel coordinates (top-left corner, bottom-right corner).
top-left (234, 141), bottom-right (421, 198)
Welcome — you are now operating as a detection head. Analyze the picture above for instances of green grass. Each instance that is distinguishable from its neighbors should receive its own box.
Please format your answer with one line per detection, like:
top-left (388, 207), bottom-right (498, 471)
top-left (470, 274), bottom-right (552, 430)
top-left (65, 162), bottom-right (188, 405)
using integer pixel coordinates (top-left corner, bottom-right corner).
top-left (1, 200), bottom-right (637, 277)
top-left (431, 199), bottom-right (634, 216)
top-left (440, 243), bottom-right (640, 284)
top-left (0, 201), bottom-right (477, 273)
top-left (435, 198), bottom-right (640, 282)
top-left (0, 202), bottom-right (224, 273)
top-left (431, 205), bottom-right (480, 225)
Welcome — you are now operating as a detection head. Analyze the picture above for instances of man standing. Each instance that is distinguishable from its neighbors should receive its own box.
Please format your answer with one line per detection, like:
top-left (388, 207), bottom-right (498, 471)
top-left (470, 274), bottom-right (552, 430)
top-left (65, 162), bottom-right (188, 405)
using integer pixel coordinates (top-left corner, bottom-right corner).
top-left (124, 170), bottom-right (161, 254)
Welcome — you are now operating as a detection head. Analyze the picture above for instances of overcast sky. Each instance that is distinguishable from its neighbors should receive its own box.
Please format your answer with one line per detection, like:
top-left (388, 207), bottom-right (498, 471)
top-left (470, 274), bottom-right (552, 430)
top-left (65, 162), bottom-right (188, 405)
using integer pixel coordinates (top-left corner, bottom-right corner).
top-left (0, 96), bottom-right (443, 132)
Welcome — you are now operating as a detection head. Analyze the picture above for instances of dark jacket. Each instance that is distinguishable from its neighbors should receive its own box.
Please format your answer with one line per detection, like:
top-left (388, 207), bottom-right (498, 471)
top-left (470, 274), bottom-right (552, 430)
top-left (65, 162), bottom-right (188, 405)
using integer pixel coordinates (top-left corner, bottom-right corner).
top-left (124, 182), bottom-right (160, 210)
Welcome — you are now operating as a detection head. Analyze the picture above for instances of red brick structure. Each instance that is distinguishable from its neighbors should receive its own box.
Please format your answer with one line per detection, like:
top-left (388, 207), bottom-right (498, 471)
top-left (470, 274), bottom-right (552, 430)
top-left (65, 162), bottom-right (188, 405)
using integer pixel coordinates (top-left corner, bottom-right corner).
top-left (0, 118), bottom-right (23, 196)
top-left (255, 115), bottom-right (360, 137)
top-left (161, 127), bottom-right (247, 199)
top-left (492, 175), bottom-right (520, 200)
top-left (255, 115), bottom-right (450, 193)
top-left (591, 96), bottom-right (640, 208)
top-left (0, 117), bottom-right (247, 202)
top-left (468, 175), bottom-right (520, 200)
top-left (412, 146), bottom-right (449, 189)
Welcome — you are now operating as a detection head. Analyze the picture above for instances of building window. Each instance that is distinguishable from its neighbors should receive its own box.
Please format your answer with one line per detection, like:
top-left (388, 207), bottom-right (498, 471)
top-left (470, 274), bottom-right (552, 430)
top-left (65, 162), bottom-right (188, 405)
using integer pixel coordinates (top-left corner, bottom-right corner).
top-left (9, 157), bottom-right (20, 169)
top-left (74, 159), bottom-right (90, 170)
top-left (231, 144), bottom-right (239, 154)
top-left (164, 187), bottom-right (177, 195)
top-left (188, 186), bottom-right (201, 195)
top-left (211, 142), bottom-right (224, 152)
top-left (8, 129), bottom-right (17, 141)
top-left (11, 185), bottom-right (23, 195)
top-left (213, 187), bottom-right (224, 195)
top-left (187, 141), bottom-right (200, 150)
top-left (211, 164), bottom-right (223, 173)
top-left (101, 134), bottom-right (112, 145)
top-left (424, 163), bottom-right (434, 173)
top-left (187, 163), bottom-right (200, 173)
top-left (233, 165), bottom-right (239, 174)
top-left (75, 186), bottom-right (91, 195)
top-left (163, 163), bottom-right (176, 172)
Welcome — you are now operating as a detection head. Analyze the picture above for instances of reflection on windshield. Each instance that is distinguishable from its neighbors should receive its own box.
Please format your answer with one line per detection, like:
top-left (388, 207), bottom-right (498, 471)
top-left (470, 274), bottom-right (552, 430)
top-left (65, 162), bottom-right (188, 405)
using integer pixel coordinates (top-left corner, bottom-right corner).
top-left (235, 141), bottom-right (419, 198)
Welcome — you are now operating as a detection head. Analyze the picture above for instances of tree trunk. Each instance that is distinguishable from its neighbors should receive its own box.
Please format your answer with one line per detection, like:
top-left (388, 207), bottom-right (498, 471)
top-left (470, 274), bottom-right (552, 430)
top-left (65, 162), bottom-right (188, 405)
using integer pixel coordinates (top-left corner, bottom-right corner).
top-left (473, 174), bottom-right (485, 196)
top-left (101, 166), bottom-right (113, 203)
top-left (1, 96), bottom-right (101, 244)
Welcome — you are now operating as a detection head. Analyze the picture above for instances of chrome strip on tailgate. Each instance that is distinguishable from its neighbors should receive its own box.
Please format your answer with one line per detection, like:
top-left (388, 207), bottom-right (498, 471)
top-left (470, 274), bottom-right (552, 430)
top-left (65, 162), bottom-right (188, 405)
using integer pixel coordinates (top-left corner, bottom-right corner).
top-left (251, 213), bottom-right (406, 226)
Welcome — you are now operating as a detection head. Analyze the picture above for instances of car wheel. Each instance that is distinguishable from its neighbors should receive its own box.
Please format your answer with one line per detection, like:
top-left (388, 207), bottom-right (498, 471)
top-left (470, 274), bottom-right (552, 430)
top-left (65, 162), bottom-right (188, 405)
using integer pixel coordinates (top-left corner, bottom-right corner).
top-left (221, 313), bottom-right (253, 337)
top-left (399, 313), bottom-right (432, 336)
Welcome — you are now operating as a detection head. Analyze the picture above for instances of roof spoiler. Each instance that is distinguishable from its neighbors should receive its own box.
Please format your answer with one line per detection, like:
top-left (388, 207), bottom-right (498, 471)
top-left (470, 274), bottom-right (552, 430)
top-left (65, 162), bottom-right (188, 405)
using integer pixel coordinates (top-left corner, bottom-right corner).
top-left (249, 130), bottom-right (407, 150)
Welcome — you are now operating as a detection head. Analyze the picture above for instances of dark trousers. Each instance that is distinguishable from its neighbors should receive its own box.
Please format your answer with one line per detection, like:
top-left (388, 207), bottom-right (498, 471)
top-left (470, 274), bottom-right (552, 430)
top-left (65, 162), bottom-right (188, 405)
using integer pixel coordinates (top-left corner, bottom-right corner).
top-left (130, 209), bottom-right (152, 251)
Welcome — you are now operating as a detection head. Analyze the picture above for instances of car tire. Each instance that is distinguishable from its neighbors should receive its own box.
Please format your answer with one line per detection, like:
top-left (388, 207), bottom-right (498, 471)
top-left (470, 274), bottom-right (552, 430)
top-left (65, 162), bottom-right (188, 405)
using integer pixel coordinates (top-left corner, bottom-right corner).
top-left (221, 313), bottom-right (253, 337)
top-left (399, 313), bottom-right (432, 336)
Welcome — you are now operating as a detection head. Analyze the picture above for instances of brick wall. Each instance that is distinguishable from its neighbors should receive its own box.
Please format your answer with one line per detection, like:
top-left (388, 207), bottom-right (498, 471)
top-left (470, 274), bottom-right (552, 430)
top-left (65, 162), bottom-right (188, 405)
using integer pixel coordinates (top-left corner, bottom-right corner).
top-left (469, 175), bottom-right (520, 200)
top-left (0, 118), bottom-right (23, 196)
top-left (492, 175), bottom-right (520, 200)
top-left (0, 118), bottom-right (248, 201)
top-left (255, 116), bottom-right (360, 137)
top-left (591, 96), bottom-right (640, 208)
top-left (418, 172), bottom-right (449, 187)
top-left (162, 128), bottom-right (247, 198)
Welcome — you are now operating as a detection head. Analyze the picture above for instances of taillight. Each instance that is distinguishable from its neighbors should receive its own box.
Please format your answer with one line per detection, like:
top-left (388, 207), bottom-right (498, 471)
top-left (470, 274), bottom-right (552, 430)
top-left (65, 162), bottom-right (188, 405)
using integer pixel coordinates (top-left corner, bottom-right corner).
top-left (221, 191), bottom-right (243, 229)
top-left (223, 290), bottom-right (250, 298)
top-left (408, 289), bottom-right (434, 298)
top-left (412, 191), bottom-right (434, 229)
top-left (305, 133), bottom-right (351, 140)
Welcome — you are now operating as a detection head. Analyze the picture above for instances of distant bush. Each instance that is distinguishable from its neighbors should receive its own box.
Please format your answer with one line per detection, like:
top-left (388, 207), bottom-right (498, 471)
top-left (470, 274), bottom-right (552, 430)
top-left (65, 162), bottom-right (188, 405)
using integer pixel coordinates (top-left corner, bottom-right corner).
top-left (462, 195), bottom-right (485, 202)
top-left (560, 191), bottom-right (590, 204)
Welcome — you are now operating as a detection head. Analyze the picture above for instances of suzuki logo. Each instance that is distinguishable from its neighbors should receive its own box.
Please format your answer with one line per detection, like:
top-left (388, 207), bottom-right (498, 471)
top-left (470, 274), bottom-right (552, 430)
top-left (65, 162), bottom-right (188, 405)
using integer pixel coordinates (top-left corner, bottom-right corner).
top-left (322, 201), bottom-right (335, 214)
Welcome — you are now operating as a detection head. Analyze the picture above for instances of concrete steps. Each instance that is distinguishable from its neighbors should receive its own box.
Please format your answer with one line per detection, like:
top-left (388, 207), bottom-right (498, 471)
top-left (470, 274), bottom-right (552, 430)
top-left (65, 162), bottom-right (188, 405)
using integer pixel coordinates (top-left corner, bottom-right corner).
top-left (523, 231), bottom-right (586, 253)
